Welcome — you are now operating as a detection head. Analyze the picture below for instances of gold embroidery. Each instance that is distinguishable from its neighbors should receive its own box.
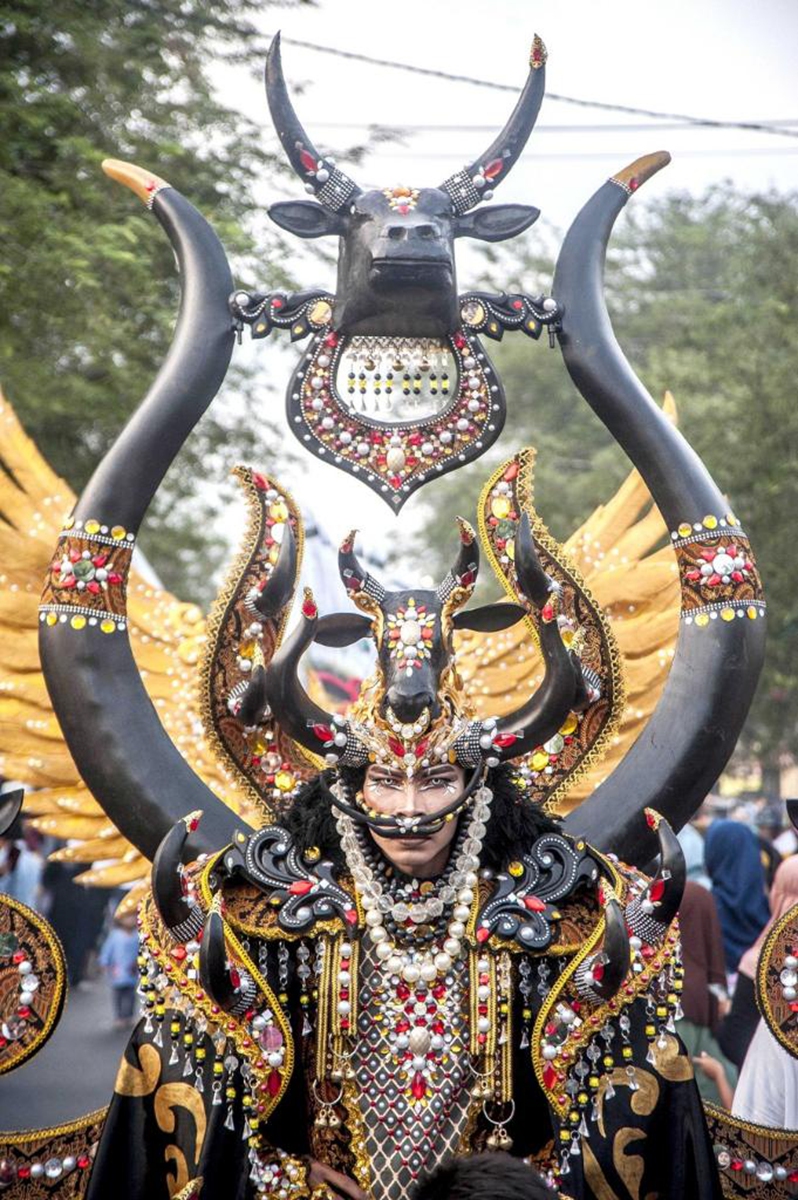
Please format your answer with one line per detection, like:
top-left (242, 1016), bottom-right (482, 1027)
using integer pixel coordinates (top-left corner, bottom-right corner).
top-left (582, 1137), bottom-right (623, 1200)
top-left (173, 1179), bottom-right (203, 1200)
top-left (155, 1082), bottom-right (208, 1163)
top-left (650, 1034), bottom-right (694, 1082)
top-left (114, 1041), bottom-right (162, 1097)
top-left (595, 1070), bottom-right (659, 1139)
top-left (613, 1127), bottom-right (647, 1199)
top-left (165, 1144), bottom-right (191, 1197)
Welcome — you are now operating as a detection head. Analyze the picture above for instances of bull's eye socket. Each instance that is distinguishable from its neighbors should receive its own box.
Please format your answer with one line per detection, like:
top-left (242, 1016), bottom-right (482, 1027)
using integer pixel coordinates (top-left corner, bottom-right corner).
top-left (388, 227), bottom-right (404, 240)
top-left (418, 225), bottom-right (435, 239)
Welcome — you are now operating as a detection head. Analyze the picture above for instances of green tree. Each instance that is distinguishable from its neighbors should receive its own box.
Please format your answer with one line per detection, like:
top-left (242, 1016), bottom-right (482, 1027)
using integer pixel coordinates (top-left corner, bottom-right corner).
top-left (0, 0), bottom-right (312, 602)
top-left (418, 188), bottom-right (798, 775)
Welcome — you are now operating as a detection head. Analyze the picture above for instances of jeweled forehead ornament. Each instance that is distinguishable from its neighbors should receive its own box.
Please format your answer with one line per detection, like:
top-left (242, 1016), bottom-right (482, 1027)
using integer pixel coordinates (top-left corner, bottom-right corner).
top-left (247, 512), bottom-right (588, 800)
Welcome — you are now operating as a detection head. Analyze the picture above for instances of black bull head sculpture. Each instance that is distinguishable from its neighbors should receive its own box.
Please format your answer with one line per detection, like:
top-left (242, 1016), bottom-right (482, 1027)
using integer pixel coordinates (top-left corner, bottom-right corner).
top-left (266, 32), bottom-right (544, 335)
top-left (37, 38), bottom-right (765, 871)
top-left (236, 515), bottom-right (588, 770)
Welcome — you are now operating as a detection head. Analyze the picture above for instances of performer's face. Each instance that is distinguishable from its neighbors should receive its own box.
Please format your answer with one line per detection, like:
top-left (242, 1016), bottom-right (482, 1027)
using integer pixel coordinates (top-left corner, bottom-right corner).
top-left (363, 763), bottom-right (465, 878)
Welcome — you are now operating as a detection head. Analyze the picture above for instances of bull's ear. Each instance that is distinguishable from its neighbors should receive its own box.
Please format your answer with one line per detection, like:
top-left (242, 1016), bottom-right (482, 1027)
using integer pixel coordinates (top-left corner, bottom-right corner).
top-left (314, 612), bottom-right (374, 647)
top-left (268, 200), bottom-right (344, 238)
top-left (452, 602), bottom-right (527, 632)
top-left (454, 203), bottom-right (540, 243)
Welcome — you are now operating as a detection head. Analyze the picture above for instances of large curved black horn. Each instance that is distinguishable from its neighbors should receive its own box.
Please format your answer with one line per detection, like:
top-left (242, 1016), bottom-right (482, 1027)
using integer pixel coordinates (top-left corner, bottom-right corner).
top-left (490, 514), bottom-right (579, 760)
top-left (199, 900), bottom-right (257, 1016)
top-left (338, 531), bottom-right (386, 605)
top-left (555, 153), bottom-right (766, 866)
top-left (437, 517), bottom-right (479, 602)
top-left (0, 789), bottom-right (23, 837)
top-left (151, 812), bottom-right (205, 941)
top-left (39, 161), bottom-right (248, 862)
top-left (440, 36), bottom-right (546, 214)
top-left (265, 33), bottom-right (360, 213)
top-left (261, 589), bottom-right (357, 764)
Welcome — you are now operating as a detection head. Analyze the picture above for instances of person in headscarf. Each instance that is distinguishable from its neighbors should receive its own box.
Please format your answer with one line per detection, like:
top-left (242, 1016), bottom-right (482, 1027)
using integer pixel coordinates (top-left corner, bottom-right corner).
top-left (719, 856), bottom-right (798, 1071)
top-left (677, 822), bottom-right (711, 890)
top-left (704, 819), bottom-right (770, 975)
top-left (677, 880), bottom-right (737, 1105)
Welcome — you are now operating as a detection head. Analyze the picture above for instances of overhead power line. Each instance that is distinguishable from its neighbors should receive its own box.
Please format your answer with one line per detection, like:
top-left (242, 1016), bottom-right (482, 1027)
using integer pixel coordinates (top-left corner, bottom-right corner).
top-left (273, 34), bottom-right (798, 141)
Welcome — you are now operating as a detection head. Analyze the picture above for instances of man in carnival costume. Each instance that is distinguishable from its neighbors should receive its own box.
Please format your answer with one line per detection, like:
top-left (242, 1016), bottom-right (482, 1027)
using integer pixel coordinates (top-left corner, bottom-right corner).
top-left (10, 25), bottom-right (773, 1200)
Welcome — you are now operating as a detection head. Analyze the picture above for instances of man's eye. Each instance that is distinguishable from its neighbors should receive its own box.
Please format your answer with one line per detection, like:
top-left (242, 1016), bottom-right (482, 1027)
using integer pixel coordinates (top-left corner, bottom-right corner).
top-left (420, 777), bottom-right (454, 791)
top-left (373, 777), bottom-right (401, 790)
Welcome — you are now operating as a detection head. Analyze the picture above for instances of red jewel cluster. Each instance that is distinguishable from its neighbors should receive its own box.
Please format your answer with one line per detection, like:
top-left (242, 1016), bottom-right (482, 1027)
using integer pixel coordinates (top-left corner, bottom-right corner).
top-left (299, 331), bottom-right (493, 494)
top-left (684, 543), bottom-right (754, 590)
top-left (0, 1154), bottom-right (92, 1183)
top-left (52, 548), bottom-right (123, 592)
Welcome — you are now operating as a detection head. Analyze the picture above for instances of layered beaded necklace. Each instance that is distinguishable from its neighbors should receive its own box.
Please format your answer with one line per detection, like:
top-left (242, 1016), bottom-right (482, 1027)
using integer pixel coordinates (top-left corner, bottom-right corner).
top-left (334, 783), bottom-right (492, 984)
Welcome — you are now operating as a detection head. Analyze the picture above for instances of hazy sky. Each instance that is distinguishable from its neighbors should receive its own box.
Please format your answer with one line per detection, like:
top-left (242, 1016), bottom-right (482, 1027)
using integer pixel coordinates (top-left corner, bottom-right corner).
top-left (210, 0), bottom-right (797, 584)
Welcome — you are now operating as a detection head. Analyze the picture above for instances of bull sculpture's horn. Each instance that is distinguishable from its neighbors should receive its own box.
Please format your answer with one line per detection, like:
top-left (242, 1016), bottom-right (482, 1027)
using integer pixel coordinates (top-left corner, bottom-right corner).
top-left (39, 160), bottom-right (248, 861)
top-left (436, 517), bottom-right (480, 603)
top-left (253, 518), bottom-right (299, 621)
top-left (555, 152), bottom-right (766, 866)
top-left (0, 788), bottom-right (23, 838)
top-left (575, 895), bottom-right (632, 1004)
top-left (490, 515), bottom-right (583, 760)
top-left (440, 35), bottom-right (547, 214)
top-left (338, 530), bottom-right (387, 606)
top-left (642, 809), bottom-right (686, 926)
top-left (265, 33), bottom-right (360, 213)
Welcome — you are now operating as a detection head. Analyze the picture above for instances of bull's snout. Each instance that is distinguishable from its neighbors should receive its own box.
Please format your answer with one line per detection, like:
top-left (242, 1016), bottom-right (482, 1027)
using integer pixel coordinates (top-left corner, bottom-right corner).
top-left (385, 686), bottom-right (436, 725)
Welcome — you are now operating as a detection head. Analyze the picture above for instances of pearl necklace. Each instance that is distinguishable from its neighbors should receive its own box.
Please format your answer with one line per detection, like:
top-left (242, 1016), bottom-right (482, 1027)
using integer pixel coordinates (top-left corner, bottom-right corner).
top-left (334, 784), bottom-right (492, 983)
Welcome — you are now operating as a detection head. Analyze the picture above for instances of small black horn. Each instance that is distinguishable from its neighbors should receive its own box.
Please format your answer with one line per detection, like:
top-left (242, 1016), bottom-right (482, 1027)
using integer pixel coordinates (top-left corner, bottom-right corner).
top-left (441, 36), bottom-right (547, 214)
top-left (199, 900), bottom-right (257, 1016)
top-left (643, 809), bottom-right (686, 926)
top-left (437, 517), bottom-right (479, 603)
top-left (253, 519), bottom-right (298, 621)
top-left (151, 812), bottom-right (205, 941)
top-left (574, 895), bottom-right (631, 1004)
top-left (265, 33), bottom-right (360, 212)
top-left (338, 530), bottom-right (386, 605)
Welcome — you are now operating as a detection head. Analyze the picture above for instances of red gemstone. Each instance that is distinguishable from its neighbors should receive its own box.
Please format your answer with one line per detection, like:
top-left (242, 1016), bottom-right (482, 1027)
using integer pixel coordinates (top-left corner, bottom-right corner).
top-left (408, 433), bottom-right (422, 446)
top-left (86, 581), bottom-right (101, 594)
top-left (299, 148), bottom-right (317, 173)
top-left (483, 159), bottom-right (504, 180)
top-left (453, 332), bottom-right (467, 349)
top-left (396, 983), bottom-right (410, 1000)
top-left (267, 1069), bottom-right (282, 1096)
top-left (312, 723), bottom-right (332, 743)
top-left (18, 1167), bottom-right (31, 1179)
top-left (707, 573), bottom-right (722, 587)
top-left (541, 603), bottom-right (554, 622)
top-left (503, 462), bottom-right (519, 482)
top-left (459, 569), bottom-right (475, 588)
top-left (591, 961), bottom-right (605, 982)
top-left (108, 573), bottom-right (123, 585)
top-left (396, 204), bottom-right (410, 216)
top-left (396, 1019), bottom-right (410, 1033)
top-left (303, 597), bottom-right (318, 618)
top-left (171, 946), bottom-right (187, 961)
top-left (645, 810), bottom-right (658, 829)
top-left (252, 473), bottom-right (268, 491)
top-left (92, 555), bottom-right (108, 567)
top-left (344, 909), bottom-right (357, 925)
top-left (389, 476), bottom-right (402, 489)
top-left (289, 880), bottom-right (313, 895)
top-left (649, 879), bottom-right (665, 903)
top-left (685, 569), bottom-right (702, 581)
top-left (492, 733), bottom-right (517, 749)
top-left (388, 737), bottom-right (406, 758)
top-left (543, 1064), bottom-right (558, 1091)
top-left (511, 299), bottom-right (523, 310)
top-left (731, 570), bottom-right (744, 583)
top-left (476, 927), bottom-right (490, 943)
top-left (69, 549), bottom-right (81, 563)
top-left (432, 984), bottom-right (446, 1000)
top-left (230, 967), bottom-right (241, 988)
top-left (411, 1071), bottom-right (427, 1100)
top-left (524, 895), bottom-right (545, 912)
top-left (629, 177), bottom-right (639, 192)
top-left (12, 953), bottom-right (26, 965)
top-left (271, 297), bottom-right (284, 310)
top-left (77, 1155), bottom-right (91, 1170)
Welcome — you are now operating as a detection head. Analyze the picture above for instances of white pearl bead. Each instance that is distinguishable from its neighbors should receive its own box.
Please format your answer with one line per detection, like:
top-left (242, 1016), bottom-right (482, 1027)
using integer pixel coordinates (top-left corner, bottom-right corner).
top-left (402, 963), bottom-right (420, 983)
top-left (388, 955), bottom-right (403, 974)
top-left (477, 985), bottom-right (490, 1001)
top-left (542, 1044), bottom-right (558, 1060)
top-left (434, 953), bottom-right (452, 973)
top-left (465, 872), bottom-right (478, 887)
top-left (375, 941), bottom-right (393, 961)
top-left (419, 960), bottom-right (438, 982)
top-left (268, 1052), bottom-right (283, 1067)
top-left (369, 926), bottom-right (387, 943)
top-left (340, 942), bottom-right (352, 957)
top-left (459, 889), bottom-right (474, 905)
top-left (365, 910), bottom-right (382, 926)
top-left (443, 938), bottom-right (461, 958)
top-left (453, 904), bottom-right (470, 921)
top-left (412, 1055), bottom-right (426, 1070)
top-left (448, 921), bottom-right (465, 939)
top-left (338, 971), bottom-right (351, 985)
top-left (338, 1001), bottom-right (351, 1015)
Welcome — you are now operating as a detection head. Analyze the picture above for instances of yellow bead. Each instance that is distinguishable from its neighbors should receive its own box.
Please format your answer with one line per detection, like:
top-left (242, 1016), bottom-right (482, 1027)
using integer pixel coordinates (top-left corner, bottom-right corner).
top-left (111, 525), bottom-right (126, 540)
top-left (491, 496), bottom-right (511, 519)
top-left (702, 514), bottom-right (718, 530)
top-left (721, 608), bottom-right (735, 622)
top-left (84, 519), bottom-right (100, 535)
top-left (46, 612), bottom-right (58, 626)
top-left (309, 300), bottom-right (332, 326)
top-left (508, 861), bottom-right (523, 877)
top-left (677, 523), bottom-right (692, 539)
top-left (747, 606), bottom-right (759, 620)
top-left (560, 712), bottom-right (578, 735)
top-left (269, 500), bottom-right (289, 522)
top-left (70, 615), bottom-right (86, 630)
top-left (63, 517), bottom-right (75, 530)
top-left (531, 751), bottom-right (549, 771)
top-left (275, 770), bottom-right (295, 792)
top-left (695, 613), bottom-right (710, 628)
top-left (100, 619), bottom-right (116, 634)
